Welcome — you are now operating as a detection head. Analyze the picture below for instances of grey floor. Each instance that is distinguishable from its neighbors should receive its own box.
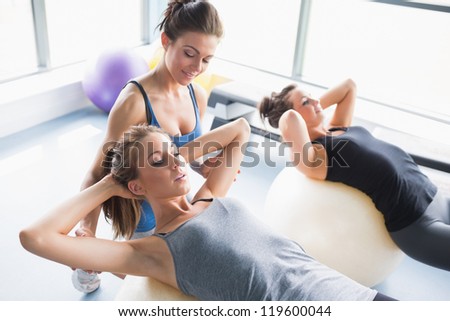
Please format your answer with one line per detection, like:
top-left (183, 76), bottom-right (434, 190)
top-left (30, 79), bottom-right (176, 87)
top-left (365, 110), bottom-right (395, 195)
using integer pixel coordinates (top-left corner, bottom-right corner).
top-left (1, 106), bottom-right (450, 301)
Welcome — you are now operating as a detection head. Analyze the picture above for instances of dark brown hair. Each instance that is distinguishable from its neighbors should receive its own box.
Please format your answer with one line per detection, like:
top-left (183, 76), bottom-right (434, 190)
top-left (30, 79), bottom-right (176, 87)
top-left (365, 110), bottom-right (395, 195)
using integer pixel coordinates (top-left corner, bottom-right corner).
top-left (157, 0), bottom-right (223, 41)
top-left (258, 84), bottom-right (297, 128)
top-left (102, 124), bottom-right (169, 239)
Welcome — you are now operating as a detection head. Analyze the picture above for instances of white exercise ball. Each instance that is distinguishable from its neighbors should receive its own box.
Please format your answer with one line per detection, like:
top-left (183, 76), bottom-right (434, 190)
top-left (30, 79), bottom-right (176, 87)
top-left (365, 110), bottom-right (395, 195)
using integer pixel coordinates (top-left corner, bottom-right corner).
top-left (115, 275), bottom-right (197, 301)
top-left (263, 166), bottom-right (404, 287)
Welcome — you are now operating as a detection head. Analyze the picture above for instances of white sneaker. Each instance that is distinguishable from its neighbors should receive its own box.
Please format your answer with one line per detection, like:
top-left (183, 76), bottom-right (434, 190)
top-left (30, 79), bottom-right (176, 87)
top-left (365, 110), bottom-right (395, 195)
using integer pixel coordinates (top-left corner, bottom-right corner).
top-left (71, 269), bottom-right (101, 293)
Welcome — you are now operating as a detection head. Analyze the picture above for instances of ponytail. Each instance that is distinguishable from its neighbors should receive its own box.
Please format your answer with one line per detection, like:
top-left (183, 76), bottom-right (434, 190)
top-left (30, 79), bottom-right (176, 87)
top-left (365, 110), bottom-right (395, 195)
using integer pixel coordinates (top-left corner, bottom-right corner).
top-left (101, 124), bottom-right (169, 240)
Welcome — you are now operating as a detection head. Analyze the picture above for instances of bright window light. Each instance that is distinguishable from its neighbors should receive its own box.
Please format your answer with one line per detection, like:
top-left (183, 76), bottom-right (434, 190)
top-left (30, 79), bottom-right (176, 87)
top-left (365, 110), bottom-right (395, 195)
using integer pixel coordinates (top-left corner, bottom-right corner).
top-left (0, 1), bottom-right (37, 81)
top-left (303, 0), bottom-right (450, 118)
top-left (45, 0), bottom-right (142, 67)
top-left (211, 0), bottom-right (301, 76)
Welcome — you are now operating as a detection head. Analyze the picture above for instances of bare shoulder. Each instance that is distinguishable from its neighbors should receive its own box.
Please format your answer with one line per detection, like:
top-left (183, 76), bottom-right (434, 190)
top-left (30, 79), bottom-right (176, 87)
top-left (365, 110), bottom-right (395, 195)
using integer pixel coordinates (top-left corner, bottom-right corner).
top-left (112, 84), bottom-right (146, 116)
top-left (190, 82), bottom-right (207, 116)
top-left (105, 86), bottom-right (148, 139)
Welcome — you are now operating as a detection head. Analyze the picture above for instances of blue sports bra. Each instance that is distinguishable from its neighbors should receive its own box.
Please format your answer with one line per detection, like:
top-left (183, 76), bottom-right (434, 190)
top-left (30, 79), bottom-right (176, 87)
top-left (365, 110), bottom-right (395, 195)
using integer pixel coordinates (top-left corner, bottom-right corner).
top-left (127, 80), bottom-right (202, 147)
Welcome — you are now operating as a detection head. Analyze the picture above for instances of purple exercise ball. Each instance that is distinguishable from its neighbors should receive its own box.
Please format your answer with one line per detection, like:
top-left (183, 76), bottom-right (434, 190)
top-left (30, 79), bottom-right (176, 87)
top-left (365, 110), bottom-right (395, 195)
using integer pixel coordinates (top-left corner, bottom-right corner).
top-left (82, 48), bottom-right (149, 112)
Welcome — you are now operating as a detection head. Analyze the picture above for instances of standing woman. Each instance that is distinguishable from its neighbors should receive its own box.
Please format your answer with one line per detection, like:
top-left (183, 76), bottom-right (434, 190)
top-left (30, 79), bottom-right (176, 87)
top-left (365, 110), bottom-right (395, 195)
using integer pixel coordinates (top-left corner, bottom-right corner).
top-left (258, 78), bottom-right (450, 273)
top-left (73, 0), bottom-right (224, 292)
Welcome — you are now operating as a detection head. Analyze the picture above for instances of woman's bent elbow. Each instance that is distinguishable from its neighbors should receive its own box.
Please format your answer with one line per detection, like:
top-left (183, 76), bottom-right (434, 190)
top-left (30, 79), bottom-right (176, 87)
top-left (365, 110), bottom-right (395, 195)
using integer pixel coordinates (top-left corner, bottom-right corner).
top-left (19, 228), bottom-right (43, 254)
top-left (236, 117), bottom-right (251, 139)
top-left (279, 110), bottom-right (301, 134)
top-left (280, 109), bottom-right (298, 123)
top-left (237, 117), bottom-right (250, 129)
top-left (345, 78), bottom-right (357, 91)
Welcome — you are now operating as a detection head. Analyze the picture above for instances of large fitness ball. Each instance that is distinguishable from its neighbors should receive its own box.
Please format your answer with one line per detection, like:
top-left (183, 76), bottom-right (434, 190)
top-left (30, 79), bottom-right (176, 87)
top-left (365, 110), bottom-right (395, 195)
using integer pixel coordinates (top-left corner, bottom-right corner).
top-left (264, 166), bottom-right (405, 287)
top-left (82, 48), bottom-right (149, 112)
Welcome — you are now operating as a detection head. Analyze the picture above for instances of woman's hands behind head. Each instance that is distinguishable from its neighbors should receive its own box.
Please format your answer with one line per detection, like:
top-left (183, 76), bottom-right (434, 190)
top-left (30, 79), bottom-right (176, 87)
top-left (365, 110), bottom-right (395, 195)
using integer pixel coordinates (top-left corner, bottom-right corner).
top-left (100, 174), bottom-right (140, 200)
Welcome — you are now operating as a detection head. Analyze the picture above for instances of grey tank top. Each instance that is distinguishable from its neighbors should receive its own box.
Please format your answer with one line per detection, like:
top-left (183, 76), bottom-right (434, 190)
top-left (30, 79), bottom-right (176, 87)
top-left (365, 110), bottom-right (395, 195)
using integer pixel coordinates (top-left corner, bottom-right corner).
top-left (156, 198), bottom-right (376, 301)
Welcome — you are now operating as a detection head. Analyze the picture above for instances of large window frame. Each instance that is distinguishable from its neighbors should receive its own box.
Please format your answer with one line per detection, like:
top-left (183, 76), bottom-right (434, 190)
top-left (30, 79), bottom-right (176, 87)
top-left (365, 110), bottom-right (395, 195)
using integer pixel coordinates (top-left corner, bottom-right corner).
top-left (6, 0), bottom-right (450, 126)
top-left (372, 0), bottom-right (450, 13)
top-left (291, 0), bottom-right (450, 125)
top-left (5, 0), bottom-right (163, 82)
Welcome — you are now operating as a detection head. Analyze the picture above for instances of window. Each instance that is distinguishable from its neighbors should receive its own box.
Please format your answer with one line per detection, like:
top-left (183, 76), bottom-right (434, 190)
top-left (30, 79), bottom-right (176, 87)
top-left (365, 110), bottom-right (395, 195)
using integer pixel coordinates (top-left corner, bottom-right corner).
top-left (45, 0), bottom-right (142, 67)
top-left (2, 0), bottom-right (449, 123)
top-left (0, 1), bottom-right (37, 81)
top-left (210, 0), bottom-right (302, 76)
top-left (302, 0), bottom-right (450, 118)
top-left (0, 0), bottom-right (146, 82)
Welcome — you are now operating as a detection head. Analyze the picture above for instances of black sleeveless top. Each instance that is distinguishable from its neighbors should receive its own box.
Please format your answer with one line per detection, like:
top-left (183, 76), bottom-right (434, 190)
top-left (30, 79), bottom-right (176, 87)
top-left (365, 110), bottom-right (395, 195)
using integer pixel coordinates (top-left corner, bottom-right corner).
top-left (314, 126), bottom-right (437, 232)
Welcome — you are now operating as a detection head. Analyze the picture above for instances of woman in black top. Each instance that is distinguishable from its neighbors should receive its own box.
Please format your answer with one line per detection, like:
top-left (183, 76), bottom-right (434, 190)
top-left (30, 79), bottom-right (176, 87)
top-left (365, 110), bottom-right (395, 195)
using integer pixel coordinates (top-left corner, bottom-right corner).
top-left (258, 78), bottom-right (450, 272)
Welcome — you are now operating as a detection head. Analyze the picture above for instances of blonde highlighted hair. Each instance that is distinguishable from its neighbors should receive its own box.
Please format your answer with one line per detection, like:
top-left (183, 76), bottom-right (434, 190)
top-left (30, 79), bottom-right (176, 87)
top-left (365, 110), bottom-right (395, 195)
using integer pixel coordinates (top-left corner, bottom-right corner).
top-left (102, 124), bottom-right (169, 239)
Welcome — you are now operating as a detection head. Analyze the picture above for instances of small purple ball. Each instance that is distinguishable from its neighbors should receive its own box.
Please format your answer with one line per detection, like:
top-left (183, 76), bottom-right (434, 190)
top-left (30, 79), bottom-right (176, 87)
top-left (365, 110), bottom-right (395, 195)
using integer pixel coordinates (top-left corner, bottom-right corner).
top-left (82, 48), bottom-right (149, 113)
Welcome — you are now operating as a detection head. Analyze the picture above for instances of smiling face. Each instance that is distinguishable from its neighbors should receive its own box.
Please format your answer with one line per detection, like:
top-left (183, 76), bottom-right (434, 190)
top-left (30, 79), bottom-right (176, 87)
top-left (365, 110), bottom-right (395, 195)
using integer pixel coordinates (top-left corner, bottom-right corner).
top-left (287, 88), bottom-right (325, 128)
top-left (162, 31), bottom-right (219, 86)
top-left (128, 132), bottom-right (191, 201)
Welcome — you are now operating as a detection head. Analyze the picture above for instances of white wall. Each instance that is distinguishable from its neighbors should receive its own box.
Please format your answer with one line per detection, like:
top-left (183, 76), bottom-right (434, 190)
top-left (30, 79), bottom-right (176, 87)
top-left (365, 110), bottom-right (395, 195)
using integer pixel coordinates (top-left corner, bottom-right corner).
top-left (0, 63), bottom-right (90, 138)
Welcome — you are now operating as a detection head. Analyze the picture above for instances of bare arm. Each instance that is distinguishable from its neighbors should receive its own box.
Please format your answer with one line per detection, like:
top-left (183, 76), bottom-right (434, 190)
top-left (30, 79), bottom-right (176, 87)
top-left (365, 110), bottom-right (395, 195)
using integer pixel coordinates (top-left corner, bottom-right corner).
top-left (189, 82), bottom-right (228, 180)
top-left (180, 118), bottom-right (250, 200)
top-left (279, 110), bottom-right (327, 180)
top-left (319, 78), bottom-right (357, 128)
top-left (187, 82), bottom-right (212, 178)
top-left (20, 176), bottom-right (149, 276)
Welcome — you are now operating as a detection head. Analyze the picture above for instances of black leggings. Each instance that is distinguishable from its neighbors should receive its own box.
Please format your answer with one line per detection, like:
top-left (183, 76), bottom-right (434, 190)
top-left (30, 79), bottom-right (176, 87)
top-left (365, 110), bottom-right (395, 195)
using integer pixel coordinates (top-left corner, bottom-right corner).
top-left (373, 292), bottom-right (397, 301)
top-left (389, 190), bottom-right (450, 271)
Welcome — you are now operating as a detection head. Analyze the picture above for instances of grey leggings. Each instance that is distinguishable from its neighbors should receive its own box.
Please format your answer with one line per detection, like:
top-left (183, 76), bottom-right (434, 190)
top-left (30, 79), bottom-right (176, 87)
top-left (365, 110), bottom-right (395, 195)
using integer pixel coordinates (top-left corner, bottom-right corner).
top-left (389, 190), bottom-right (450, 271)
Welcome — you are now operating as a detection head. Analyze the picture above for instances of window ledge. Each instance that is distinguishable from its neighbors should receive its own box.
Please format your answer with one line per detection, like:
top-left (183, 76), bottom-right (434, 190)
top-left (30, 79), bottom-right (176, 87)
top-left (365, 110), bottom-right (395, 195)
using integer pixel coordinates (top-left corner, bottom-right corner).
top-left (0, 62), bottom-right (90, 138)
top-left (0, 44), bottom-right (159, 139)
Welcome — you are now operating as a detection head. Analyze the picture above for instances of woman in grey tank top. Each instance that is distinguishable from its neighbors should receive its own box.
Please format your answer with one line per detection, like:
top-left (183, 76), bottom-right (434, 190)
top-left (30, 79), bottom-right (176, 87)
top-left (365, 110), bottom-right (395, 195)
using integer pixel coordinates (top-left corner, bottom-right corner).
top-left (20, 118), bottom-right (392, 301)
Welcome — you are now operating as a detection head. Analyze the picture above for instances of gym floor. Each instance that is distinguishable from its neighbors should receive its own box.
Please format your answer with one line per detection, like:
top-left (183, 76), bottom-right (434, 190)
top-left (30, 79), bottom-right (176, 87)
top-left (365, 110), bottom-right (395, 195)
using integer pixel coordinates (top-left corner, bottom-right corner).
top-left (1, 105), bottom-right (450, 301)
